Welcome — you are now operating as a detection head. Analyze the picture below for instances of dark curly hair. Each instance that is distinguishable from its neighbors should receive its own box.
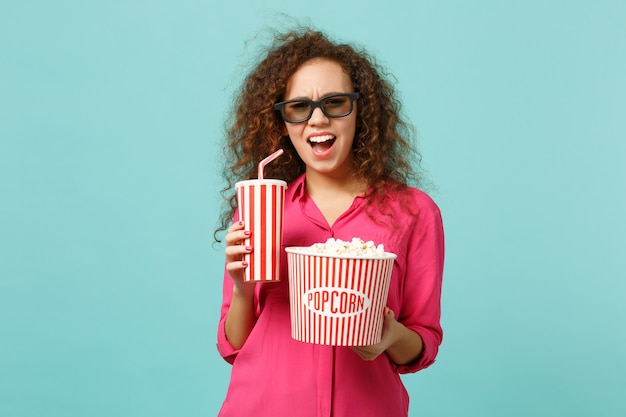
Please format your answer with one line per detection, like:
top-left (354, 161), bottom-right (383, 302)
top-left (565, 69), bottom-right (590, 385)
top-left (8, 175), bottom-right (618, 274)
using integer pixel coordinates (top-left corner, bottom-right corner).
top-left (214, 28), bottom-right (423, 242)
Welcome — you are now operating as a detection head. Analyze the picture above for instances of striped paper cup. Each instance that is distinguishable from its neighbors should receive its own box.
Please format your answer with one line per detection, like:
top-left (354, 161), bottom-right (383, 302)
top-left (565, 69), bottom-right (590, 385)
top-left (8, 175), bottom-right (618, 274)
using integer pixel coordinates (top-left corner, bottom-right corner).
top-left (285, 247), bottom-right (396, 346)
top-left (236, 179), bottom-right (287, 282)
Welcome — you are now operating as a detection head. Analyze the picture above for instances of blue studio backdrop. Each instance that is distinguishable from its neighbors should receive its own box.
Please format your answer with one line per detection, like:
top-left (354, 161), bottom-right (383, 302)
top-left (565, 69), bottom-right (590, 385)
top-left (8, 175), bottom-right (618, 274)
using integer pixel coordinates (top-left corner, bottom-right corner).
top-left (1, 1), bottom-right (625, 416)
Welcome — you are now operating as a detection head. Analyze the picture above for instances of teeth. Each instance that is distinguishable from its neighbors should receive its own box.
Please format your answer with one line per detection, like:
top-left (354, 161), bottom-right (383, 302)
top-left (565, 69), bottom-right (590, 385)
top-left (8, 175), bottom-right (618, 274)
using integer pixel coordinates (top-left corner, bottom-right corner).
top-left (308, 135), bottom-right (335, 143)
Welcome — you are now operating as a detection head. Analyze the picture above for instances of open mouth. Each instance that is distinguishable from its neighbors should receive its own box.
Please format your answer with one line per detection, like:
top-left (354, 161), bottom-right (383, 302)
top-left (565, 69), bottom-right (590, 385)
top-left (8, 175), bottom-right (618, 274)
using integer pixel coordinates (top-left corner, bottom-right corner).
top-left (307, 134), bottom-right (336, 153)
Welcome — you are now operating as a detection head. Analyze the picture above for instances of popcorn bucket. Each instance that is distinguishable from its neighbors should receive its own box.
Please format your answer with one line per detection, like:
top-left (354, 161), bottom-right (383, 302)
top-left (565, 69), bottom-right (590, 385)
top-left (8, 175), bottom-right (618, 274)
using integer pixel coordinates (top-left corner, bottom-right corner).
top-left (285, 247), bottom-right (396, 346)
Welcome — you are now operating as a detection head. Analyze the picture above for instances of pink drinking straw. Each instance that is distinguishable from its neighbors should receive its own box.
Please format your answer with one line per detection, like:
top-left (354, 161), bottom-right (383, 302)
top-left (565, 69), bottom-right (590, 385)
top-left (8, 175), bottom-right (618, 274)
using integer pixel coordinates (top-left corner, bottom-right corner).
top-left (258, 149), bottom-right (284, 179)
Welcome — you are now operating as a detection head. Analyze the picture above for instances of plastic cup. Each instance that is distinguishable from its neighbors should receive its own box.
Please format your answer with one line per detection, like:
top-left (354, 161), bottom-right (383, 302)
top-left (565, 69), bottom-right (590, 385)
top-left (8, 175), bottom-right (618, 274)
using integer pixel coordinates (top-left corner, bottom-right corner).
top-left (285, 247), bottom-right (396, 346)
top-left (236, 179), bottom-right (287, 282)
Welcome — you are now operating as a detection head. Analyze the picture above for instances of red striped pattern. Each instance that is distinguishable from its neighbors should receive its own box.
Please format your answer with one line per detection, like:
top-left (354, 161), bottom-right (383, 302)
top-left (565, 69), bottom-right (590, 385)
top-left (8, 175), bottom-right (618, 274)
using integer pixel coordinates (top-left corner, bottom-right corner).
top-left (236, 180), bottom-right (286, 282)
top-left (286, 248), bottom-right (396, 346)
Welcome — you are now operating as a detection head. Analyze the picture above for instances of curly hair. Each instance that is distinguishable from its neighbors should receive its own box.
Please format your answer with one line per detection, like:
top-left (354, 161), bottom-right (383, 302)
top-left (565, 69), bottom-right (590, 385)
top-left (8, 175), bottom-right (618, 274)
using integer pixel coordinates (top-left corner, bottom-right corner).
top-left (215, 28), bottom-right (423, 242)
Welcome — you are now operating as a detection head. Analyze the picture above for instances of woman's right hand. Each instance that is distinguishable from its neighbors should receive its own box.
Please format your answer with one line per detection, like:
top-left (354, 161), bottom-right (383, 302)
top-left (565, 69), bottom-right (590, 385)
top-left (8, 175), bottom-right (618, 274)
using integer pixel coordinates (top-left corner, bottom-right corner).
top-left (224, 221), bottom-right (257, 348)
top-left (224, 220), bottom-right (254, 293)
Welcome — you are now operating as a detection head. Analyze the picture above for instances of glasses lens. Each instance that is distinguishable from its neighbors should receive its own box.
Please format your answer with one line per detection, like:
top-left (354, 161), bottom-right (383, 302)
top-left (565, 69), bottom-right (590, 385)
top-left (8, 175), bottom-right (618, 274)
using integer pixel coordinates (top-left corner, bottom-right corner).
top-left (277, 93), bottom-right (357, 122)
top-left (283, 101), bottom-right (312, 122)
top-left (321, 95), bottom-right (353, 117)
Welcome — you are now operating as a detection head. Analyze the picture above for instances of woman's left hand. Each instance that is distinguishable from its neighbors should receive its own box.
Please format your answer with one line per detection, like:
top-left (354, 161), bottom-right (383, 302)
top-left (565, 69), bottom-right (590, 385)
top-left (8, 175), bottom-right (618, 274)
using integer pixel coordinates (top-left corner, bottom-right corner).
top-left (351, 307), bottom-right (400, 361)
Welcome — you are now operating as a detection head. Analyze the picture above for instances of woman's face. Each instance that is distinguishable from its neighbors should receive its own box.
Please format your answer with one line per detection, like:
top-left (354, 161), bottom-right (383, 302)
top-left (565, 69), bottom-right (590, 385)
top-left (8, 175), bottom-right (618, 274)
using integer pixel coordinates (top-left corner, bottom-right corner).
top-left (282, 58), bottom-right (357, 180)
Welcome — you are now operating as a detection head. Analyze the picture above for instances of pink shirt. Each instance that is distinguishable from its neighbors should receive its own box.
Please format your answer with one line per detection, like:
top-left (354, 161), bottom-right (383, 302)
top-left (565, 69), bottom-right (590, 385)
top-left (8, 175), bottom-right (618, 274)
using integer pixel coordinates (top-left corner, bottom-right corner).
top-left (217, 174), bottom-right (444, 417)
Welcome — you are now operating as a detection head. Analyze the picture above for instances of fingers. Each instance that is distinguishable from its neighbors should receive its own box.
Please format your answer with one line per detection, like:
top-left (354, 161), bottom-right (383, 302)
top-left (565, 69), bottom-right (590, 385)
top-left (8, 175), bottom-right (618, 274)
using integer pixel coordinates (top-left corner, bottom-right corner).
top-left (225, 243), bottom-right (252, 263)
top-left (350, 346), bottom-right (367, 360)
top-left (351, 345), bottom-right (383, 361)
top-left (224, 221), bottom-right (252, 279)
top-left (384, 307), bottom-right (395, 320)
top-left (225, 221), bottom-right (250, 246)
top-left (351, 308), bottom-right (397, 361)
top-left (225, 221), bottom-right (252, 253)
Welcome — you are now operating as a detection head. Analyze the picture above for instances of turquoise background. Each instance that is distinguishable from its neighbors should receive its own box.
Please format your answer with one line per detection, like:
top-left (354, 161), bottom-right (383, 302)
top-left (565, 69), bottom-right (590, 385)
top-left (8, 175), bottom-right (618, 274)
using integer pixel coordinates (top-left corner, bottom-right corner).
top-left (1, 1), bottom-right (625, 416)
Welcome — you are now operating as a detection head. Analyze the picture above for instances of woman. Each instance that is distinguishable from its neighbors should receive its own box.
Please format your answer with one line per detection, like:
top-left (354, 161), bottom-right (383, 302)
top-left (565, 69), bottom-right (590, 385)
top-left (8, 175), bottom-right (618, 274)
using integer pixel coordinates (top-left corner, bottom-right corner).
top-left (215, 28), bottom-right (444, 417)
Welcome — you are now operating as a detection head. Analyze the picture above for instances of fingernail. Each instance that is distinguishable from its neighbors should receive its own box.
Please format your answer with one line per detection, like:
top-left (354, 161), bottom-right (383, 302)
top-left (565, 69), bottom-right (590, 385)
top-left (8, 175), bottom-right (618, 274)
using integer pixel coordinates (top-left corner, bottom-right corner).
top-left (244, 231), bottom-right (251, 236)
top-left (238, 221), bottom-right (244, 226)
top-left (241, 261), bottom-right (248, 266)
top-left (245, 246), bottom-right (252, 251)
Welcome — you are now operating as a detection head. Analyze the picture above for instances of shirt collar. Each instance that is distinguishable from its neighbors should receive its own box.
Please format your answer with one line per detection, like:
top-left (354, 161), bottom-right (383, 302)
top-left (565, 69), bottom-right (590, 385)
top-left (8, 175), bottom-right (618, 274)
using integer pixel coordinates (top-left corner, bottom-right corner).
top-left (290, 173), bottom-right (307, 202)
top-left (289, 173), bottom-right (377, 202)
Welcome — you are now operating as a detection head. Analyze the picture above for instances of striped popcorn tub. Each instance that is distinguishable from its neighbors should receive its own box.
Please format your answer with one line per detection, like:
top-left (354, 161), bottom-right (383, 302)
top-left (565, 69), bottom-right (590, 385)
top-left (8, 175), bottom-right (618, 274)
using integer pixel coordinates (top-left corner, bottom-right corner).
top-left (285, 247), bottom-right (396, 346)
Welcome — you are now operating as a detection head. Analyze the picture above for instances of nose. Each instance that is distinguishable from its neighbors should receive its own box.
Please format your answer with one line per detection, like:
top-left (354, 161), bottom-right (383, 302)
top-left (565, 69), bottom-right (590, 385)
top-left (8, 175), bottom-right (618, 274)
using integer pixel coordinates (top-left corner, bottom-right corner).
top-left (308, 106), bottom-right (329, 125)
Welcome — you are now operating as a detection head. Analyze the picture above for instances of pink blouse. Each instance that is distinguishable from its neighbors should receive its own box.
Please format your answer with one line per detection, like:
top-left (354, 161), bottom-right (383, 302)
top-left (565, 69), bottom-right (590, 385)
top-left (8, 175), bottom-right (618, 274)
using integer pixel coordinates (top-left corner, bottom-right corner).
top-left (217, 174), bottom-right (444, 417)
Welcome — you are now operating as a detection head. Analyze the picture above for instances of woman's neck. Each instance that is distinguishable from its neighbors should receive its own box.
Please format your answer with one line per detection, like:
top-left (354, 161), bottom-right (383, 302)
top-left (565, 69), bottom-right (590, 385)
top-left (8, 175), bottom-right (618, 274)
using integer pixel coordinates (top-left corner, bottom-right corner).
top-left (304, 169), bottom-right (368, 201)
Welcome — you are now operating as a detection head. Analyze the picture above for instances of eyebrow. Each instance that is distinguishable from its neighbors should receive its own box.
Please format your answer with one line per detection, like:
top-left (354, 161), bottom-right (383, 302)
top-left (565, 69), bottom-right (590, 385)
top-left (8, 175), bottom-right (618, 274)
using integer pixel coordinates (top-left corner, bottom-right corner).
top-left (284, 92), bottom-right (353, 101)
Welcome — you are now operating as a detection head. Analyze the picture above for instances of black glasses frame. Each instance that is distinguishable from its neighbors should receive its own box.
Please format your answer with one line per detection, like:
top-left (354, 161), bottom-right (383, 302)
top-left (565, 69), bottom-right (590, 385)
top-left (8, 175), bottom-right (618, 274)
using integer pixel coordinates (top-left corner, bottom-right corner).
top-left (274, 92), bottom-right (360, 123)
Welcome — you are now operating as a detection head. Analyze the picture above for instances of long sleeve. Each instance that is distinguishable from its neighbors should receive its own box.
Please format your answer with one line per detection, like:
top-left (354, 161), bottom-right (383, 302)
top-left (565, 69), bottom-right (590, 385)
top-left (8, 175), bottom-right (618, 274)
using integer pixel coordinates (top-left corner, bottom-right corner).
top-left (215, 213), bottom-right (261, 364)
top-left (393, 192), bottom-right (445, 374)
top-left (216, 267), bottom-right (239, 364)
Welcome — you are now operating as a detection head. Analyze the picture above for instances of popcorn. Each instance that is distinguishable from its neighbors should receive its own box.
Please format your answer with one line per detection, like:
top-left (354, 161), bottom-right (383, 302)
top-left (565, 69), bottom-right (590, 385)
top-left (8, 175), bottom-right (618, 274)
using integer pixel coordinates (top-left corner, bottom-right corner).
top-left (308, 237), bottom-right (386, 257)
